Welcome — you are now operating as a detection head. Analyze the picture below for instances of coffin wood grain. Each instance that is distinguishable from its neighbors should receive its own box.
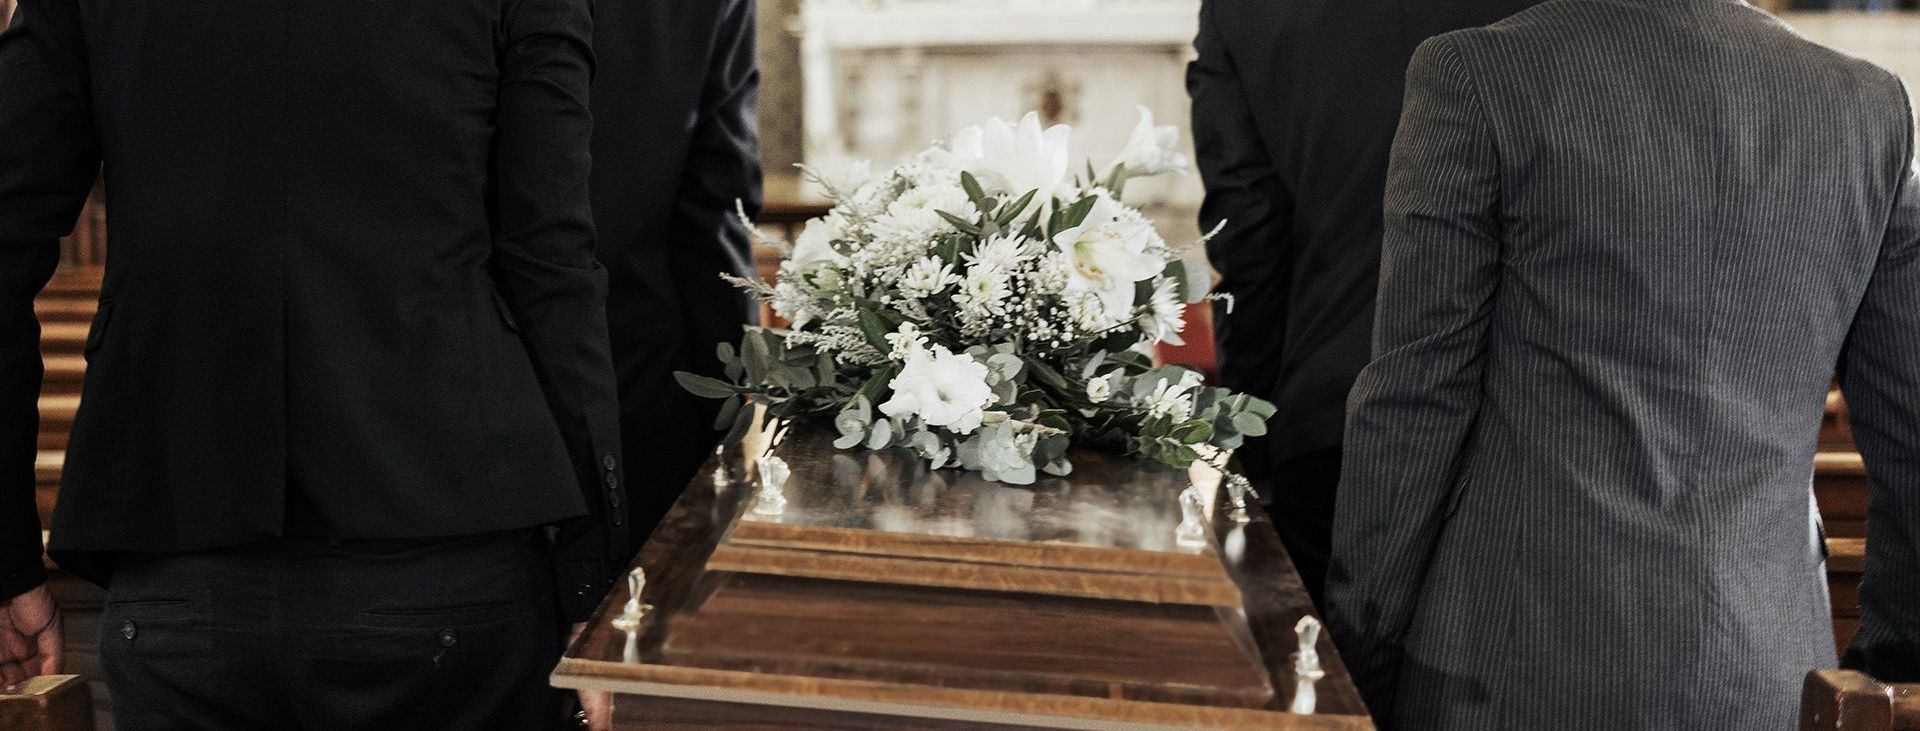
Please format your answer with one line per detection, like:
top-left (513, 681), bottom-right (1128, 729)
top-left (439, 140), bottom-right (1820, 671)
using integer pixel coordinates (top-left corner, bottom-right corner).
top-left (705, 543), bottom-right (1245, 606)
top-left (718, 430), bottom-right (1243, 606)
top-left (553, 428), bottom-right (1371, 728)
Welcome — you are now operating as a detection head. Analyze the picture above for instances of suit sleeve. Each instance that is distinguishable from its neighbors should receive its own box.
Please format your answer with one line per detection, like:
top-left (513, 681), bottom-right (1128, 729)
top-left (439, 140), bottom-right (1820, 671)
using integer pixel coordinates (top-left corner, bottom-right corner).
top-left (491, 0), bottom-right (627, 623)
top-left (670, 0), bottom-right (760, 393)
top-left (672, 0), bottom-right (760, 339)
top-left (1185, 0), bottom-right (1294, 395)
top-left (0, 0), bottom-right (99, 601)
top-left (1840, 86), bottom-right (1920, 683)
top-left (1325, 35), bottom-right (1501, 718)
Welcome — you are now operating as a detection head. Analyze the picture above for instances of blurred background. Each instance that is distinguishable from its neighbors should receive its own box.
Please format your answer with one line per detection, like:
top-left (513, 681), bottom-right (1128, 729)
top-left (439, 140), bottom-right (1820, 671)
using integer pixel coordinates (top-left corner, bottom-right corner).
top-left (744, 0), bottom-right (1920, 369)
top-left (750, 0), bottom-right (1920, 241)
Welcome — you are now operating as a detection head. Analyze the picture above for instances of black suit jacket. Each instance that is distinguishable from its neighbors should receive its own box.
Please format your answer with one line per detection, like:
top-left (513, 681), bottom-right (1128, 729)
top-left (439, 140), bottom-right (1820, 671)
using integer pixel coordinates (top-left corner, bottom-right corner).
top-left (590, 0), bottom-right (760, 542)
top-left (0, 0), bottom-right (625, 620)
top-left (1188, 0), bottom-right (1540, 477)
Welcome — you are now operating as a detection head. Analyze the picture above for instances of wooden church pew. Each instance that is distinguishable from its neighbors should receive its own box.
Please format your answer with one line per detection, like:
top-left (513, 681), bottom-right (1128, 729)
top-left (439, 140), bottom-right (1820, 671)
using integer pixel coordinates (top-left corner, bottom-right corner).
top-left (1800, 669), bottom-right (1920, 731)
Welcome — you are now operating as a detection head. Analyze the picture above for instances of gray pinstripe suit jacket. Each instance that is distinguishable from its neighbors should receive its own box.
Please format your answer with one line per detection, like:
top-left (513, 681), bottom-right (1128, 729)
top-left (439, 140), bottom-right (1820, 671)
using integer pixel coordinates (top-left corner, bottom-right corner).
top-left (1326, 0), bottom-right (1920, 727)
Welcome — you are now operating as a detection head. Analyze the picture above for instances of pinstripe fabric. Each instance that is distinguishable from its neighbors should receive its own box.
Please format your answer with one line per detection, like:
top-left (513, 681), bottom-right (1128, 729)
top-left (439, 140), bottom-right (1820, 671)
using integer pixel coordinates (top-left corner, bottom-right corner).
top-left (1325, 0), bottom-right (1919, 727)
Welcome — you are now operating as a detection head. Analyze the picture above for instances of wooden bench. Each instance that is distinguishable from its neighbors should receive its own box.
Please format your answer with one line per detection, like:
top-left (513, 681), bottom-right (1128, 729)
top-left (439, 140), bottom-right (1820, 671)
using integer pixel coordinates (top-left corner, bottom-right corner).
top-left (1828, 537), bottom-right (1865, 653)
top-left (1801, 669), bottom-right (1920, 730)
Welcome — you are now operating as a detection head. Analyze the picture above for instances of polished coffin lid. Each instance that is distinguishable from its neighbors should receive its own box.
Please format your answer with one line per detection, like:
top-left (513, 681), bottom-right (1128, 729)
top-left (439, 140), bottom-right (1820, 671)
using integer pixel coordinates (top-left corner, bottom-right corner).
top-left (710, 423), bottom-right (1245, 607)
top-left (554, 424), bottom-right (1370, 729)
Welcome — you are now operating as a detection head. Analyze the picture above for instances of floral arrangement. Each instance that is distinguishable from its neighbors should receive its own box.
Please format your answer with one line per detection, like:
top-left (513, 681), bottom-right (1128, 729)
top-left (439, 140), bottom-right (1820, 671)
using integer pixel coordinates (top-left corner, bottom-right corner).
top-left (677, 109), bottom-right (1275, 484)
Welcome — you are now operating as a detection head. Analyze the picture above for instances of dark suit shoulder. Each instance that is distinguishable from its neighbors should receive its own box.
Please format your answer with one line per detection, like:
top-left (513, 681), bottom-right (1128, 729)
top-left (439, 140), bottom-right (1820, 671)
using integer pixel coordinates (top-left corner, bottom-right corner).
top-left (1430, 0), bottom-right (1906, 117)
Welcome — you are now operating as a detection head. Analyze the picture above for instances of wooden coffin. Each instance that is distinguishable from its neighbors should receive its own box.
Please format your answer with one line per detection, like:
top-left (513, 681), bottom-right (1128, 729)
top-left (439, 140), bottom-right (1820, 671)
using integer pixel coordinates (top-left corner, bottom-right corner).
top-left (553, 425), bottom-right (1370, 729)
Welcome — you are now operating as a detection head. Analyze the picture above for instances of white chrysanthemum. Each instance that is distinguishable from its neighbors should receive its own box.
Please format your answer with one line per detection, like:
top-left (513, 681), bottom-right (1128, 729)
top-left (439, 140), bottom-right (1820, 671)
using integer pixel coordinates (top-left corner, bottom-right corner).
top-left (1052, 196), bottom-right (1167, 325)
top-left (949, 113), bottom-right (1072, 203)
top-left (1142, 277), bottom-right (1187, 346)
top-left (1105, 106), bottom-right (1189, 179)
top-left (880, 345), bottom-right (994, 434)
top-left (898, 257), bottom-right (960, 300)
top-left (1144, 370), bottom-right (1205, 422)
top-left (872, 183), bottom-right (977, 242)
top-left (789, 214), bottom-right (848, 272)
top-left (954, 268), bottom-right (1014, 320)
top-left (965, 235), bottom-right (1027, 275)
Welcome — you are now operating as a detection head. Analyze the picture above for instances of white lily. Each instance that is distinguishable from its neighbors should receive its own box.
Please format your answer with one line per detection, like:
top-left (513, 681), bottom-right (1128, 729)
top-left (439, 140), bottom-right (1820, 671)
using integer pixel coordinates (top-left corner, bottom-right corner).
top-left (1051, 195), bottom-right (1166, 325)
top-left (950, 113), bottom-right (1073, 207)
top-left (1105, 106), bottom-right (1189, 180)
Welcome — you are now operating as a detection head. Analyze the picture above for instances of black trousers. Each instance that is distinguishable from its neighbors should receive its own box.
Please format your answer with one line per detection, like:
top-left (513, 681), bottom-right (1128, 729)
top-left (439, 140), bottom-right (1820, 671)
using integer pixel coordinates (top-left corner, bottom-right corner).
top-left (1261, 446), bottom-right (1342, 613)
top-left (100, 531), bottom-right (566, 730)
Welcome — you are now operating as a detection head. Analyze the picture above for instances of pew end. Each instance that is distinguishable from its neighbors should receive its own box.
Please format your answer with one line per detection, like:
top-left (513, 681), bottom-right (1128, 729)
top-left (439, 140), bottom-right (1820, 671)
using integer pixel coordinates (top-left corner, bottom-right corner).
top-left (1801, 669), bottom-right (1920, 731)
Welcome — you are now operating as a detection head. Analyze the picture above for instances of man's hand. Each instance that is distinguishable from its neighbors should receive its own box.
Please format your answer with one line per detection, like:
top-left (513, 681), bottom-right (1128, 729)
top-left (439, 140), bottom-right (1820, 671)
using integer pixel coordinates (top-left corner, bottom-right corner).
top-left (0, 583), bottom-right (60, 687)
top-left (569, 621), bottom-right (612, 730)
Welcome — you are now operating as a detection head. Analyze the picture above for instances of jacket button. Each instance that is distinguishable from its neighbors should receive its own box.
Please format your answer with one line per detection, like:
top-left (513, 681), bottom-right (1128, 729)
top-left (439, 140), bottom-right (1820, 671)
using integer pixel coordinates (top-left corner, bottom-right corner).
top-left (609, 491), bottom-right (622, 508)
top-left (120, 621), bottom-right (137, 640)
top-left (604, 472), bottom-right (618, 488)
top-left (602, 454), bottom-right (617, 471)
top-left (438, 628), bottom-right (458, 647)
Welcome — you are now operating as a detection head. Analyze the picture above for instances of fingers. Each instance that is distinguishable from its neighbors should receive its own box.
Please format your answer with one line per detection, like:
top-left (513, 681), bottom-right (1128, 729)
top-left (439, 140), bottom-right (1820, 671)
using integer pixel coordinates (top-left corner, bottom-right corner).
top-left (0, 584), bottom-right (61, 682)
top-left (0, 659), bottom-right (24, 688)
top-left (32, 611), bottom-right (60, 676)
top-left (0, 614), bottom-right (28, 667)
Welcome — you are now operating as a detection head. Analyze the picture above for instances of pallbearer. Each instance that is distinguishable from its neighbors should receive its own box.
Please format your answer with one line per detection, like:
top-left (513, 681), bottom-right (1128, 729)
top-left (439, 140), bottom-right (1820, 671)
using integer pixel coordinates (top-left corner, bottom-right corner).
top-left (0, 0), bottom-right (625, 726)
top-left (590, 0), bottom-right (762, 550)
top-left (1333, 1), bottom-right (1920, 727)
top-left (578, 6), bottom-right (759, 725)
top-left (1187, 0), bottom-right (1541, 610)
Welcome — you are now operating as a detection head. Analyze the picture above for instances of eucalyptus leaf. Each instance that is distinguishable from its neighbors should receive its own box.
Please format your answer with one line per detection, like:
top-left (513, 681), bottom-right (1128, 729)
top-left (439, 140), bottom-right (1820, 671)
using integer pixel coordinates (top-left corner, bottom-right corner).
top-left (1171, 420), bottom-right (1214, 444)
top-left (865, 418), bottom-right (894, 450)
top-left (1232, 411), bottom-right (1269, 437)
top-left (723, 401), bottom-right (756, 445)
top-left (675, 371), bottom-right (739, 400)
top-left (815, 352), bottom-right (836, 389)
top-left (783, 363), bottom-right (817, 391)
top-left (741, 330), bottom-right (771, 385)
top-left (712, 395), bottom-right (742, 430)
